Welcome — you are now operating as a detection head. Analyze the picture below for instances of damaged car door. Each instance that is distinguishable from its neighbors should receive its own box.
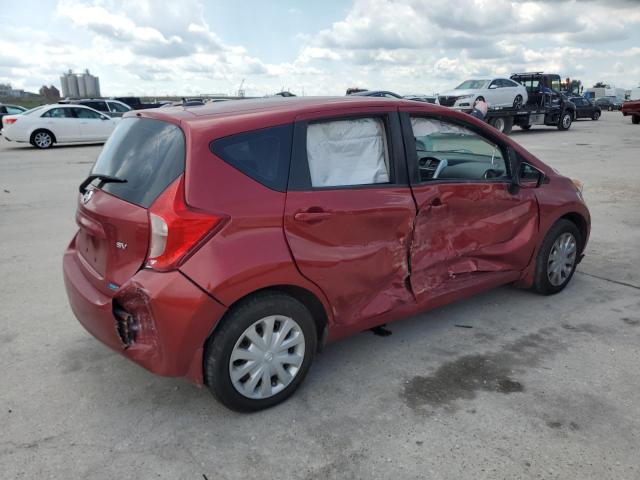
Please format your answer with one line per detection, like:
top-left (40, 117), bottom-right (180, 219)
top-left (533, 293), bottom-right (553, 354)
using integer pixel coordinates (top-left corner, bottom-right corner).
top-left (400, 112), bottom-right (539, 302)
top-left (284, 109), bottom-right (416, 327)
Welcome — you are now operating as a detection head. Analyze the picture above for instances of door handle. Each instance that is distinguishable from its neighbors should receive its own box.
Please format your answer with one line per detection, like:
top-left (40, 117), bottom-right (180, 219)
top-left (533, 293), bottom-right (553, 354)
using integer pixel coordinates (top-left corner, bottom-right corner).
top-left (294, 210), bottom-right (332, 222)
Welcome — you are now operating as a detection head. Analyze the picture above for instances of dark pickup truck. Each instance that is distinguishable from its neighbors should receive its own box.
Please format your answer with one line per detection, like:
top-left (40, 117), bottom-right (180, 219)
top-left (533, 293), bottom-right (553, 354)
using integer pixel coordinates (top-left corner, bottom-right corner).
top-left (621, 100), bottom-right (640, 124)
top-left (113, 97), bottom-right (165, 110)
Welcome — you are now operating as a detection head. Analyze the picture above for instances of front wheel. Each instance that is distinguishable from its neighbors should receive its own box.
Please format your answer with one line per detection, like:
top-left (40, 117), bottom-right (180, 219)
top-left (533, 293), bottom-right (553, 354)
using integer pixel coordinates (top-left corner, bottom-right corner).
top-left (632, 115), bottom-right (640, 124)
top-left (520, 124), bottom-right (532, 130)
top-left (204, 292), bottom-right (317, 411)
top-left (592, 111), bottom-right (600, 121)
top-left (557, 111), bottom-right (572, 130)
top-left (532, 219), bottom-right (581, 295)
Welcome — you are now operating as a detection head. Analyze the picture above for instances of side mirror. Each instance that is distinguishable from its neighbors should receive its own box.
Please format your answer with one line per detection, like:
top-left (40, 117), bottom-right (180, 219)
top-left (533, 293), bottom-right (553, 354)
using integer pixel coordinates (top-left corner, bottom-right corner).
top-left (507, 147), bottom-right (520, 194)
top-left (100, 115), bottom-right (109, 120)
top-left (489, 84), bottom-right (498, 89)
top-left (519, 161), bottom-right (546, 188)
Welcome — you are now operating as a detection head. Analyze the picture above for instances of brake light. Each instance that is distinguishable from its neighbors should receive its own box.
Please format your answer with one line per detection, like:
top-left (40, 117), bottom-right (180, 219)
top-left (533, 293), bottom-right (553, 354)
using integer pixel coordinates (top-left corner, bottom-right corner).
top-left (146, 176), bottom-right (224, 272)
top-left (3, 118), bottom-right (17, 125)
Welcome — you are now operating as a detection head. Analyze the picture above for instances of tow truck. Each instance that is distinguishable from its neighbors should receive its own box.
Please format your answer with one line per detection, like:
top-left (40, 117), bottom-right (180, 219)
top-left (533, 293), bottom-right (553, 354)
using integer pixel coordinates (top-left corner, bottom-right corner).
top-left (482, 72), bottom-right (577, 134)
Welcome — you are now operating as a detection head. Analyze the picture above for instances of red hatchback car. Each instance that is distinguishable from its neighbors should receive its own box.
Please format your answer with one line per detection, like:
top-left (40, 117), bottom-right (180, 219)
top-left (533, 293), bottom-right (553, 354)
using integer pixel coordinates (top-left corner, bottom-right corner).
top-left (63, 97), bottom-right (590, 411)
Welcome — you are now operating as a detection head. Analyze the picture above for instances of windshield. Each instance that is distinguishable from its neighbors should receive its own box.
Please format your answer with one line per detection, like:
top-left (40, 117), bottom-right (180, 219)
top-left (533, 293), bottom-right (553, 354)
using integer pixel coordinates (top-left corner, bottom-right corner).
top-left (91, 118), bottom-right (185, 208)
top-left (455, 80), bottom-right (488, 90)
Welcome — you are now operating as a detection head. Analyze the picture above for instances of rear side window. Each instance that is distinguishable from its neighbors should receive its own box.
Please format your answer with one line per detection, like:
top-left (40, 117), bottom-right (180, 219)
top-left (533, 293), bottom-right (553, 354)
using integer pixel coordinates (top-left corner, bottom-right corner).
top-left (91, 118), bottom-right (184, 208)
top-left (306, 117), bottom-right (390, 187)
top-left (210, 124), bottom-right (292, 191)
top-left (42, 108), bottom-right (73, 118)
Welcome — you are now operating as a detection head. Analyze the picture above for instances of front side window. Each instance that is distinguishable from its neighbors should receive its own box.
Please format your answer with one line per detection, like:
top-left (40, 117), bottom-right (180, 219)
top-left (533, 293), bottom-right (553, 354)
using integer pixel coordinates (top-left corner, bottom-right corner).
top-left (410, 117), bottom-right (508, 182)
top-left (73, 107), bottom-right (102, 119)
top-left (82, 101), bottom-right (108, 111)
top-left (306, 117), bottom-right (390, 187)
top-left (42, 108), bottom-right (73, 118)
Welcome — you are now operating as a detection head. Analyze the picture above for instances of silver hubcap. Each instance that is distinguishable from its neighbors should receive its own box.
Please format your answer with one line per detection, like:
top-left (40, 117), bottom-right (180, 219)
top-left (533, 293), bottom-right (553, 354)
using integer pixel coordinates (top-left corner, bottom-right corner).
top-left (35, 132), bottom-right (51, 148)
top-left (229, 315), bottom-right (305, 399)
top-left (547, 232), bottom-right (577, 286)
top-left (562, 115), bottom-right (571, 128)
top-left (514, 96), bottom-right (522, 108)
top-left (494, 118), bottom-right (505, 132)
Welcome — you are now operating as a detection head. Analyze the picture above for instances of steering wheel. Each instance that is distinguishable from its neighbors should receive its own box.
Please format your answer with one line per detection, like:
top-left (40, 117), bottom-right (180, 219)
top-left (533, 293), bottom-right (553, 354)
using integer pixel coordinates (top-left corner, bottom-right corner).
top-left (483, 169), bottom-right (502, 179)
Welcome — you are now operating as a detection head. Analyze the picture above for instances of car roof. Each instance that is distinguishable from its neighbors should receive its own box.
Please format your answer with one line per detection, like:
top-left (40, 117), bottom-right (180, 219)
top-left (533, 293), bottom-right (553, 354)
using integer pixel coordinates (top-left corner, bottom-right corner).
top-left (133, 96), bottom-right (432, 119)
top-left (128, 96), bottom-right (451, 133)
top-left (349, 90), bottom-right (401, 97)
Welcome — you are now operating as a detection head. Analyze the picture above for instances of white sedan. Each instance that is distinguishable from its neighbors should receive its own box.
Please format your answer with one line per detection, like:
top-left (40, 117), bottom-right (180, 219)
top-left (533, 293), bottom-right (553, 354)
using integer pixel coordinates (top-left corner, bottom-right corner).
top-left (1, 104), bottom-right (119, 149)
top-left (438, 78), bottom-right (528, 110)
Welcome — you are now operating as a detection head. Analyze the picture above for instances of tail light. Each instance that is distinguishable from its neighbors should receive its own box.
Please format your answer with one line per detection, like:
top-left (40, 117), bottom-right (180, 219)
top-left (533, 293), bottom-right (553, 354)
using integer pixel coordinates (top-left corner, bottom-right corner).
top-left (3, 118), bottom-right (17, 125)
top-left (146, 176), bottom-right (224, 272)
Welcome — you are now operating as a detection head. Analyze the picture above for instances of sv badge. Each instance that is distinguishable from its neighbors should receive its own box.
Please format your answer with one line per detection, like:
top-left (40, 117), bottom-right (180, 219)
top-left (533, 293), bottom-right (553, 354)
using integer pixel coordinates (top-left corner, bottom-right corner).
top-left (115, 241), bottom-right (128, 250)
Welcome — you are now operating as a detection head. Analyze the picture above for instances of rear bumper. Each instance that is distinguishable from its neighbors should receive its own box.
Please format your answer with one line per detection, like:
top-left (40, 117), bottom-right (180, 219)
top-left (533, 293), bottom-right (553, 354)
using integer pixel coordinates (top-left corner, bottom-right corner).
top-left (63, 240), bottom-right (227, 385)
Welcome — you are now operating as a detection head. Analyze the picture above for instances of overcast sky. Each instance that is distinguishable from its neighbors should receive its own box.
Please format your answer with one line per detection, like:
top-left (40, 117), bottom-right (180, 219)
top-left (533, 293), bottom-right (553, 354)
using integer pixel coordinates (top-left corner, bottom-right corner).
top-left (2, 0), bottom-right (639, 97)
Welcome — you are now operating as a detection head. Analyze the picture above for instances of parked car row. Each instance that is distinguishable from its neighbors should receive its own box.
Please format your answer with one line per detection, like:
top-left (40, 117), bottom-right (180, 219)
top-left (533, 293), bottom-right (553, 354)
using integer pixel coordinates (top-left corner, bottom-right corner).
top-left (1, 104), bottom-right (119, 148)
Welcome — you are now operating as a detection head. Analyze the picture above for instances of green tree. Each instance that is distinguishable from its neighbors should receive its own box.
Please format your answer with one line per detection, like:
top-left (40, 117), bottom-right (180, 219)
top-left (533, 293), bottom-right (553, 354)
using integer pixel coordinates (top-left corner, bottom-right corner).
top-left (593, 82), bottom-right (610, 88)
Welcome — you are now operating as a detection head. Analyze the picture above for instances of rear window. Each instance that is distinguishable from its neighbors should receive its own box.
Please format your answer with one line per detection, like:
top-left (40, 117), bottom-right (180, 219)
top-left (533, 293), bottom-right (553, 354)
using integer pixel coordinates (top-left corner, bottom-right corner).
top-left (210, 124), bottom-right (292, 191)
top-left (91, 118), bottom-right (185, 208)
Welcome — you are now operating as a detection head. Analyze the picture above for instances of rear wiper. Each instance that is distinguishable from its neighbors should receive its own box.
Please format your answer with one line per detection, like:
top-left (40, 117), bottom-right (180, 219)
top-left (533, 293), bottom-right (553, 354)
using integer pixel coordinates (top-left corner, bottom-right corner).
top-left (79, 174), bottom-right (127, 194)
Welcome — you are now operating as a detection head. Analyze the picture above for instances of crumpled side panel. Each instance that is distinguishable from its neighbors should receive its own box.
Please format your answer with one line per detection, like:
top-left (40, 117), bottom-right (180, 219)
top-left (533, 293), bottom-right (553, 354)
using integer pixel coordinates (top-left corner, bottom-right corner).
top-left (409, 183), bottom-right (538, 299)
top-left (284, 188), bottom-right (415, 326)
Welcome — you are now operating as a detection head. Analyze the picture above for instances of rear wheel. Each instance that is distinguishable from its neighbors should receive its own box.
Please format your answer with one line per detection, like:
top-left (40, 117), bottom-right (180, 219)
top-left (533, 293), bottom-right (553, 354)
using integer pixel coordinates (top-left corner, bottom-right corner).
top-left (489, 116), bottom-right (513, 134)
top-left (30, 130), bottom-right (54, 149)
top-left (632, 115), bottom-right (640, 124)
top-left (591, 111), bottom-right (600, 121)
top-left (513, 94), bottom-right (524, 109)
top-left (532, 219), bottom-right (581, 295)
top-left (204, 292), bottom-right (317, 412)
top-left (557, 111), bottom-right (572, 130)
top-left (520, 124), bottom-right (532, 130)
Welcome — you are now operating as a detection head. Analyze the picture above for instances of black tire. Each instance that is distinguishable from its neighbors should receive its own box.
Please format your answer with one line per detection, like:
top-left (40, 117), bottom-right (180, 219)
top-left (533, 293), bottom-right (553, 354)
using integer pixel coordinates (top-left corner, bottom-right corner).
top-left (520, 124), bottom-right (532, 130)
top-left (489, 116), bottom-right (513, 134)
top-left (632, 115), bottom-right (640, 125)
top-left (532, 219), bottom-right (582, 295)
top-left (591, 111), bottom-right (600, 121)
top-left (30, 129), bottom-right (55, 149)
top-left (557, 111), bottom-right (572, 130)
top-left (204, 292), bottom-right (317, 412)
top-left (513, 94), bottom-right (523, 109)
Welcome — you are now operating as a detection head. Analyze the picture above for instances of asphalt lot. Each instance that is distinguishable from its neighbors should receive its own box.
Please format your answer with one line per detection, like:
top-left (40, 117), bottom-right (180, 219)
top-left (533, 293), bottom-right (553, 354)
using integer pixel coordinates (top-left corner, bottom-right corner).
top-left (1, 111), bottom-right (639, 479)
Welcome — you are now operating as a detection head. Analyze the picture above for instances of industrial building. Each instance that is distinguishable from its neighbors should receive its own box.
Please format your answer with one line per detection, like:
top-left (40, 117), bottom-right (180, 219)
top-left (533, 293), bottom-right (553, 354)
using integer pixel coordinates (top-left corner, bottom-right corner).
top-left (60, 69), bottom-right (101, 98)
